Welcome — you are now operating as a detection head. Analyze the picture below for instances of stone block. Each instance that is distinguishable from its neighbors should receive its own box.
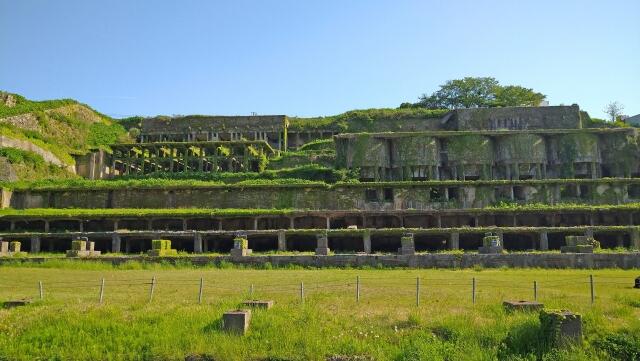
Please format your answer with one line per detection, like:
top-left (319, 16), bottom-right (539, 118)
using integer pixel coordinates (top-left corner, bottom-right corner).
top-left (478, 246), bottom-right (503, 254)
top-left (230, 248), bottom-right (252, 257)
top-left (315, 247), bottom-right (330, 256)
top-left (147, 249), bottom-right (178, 257)
top-left (71, 240), bottom-right (87, 251)
top-left (242, 300), bottom-right (274, 309)
top-left (503, 300), bottom-right (544, 312)
top-left (540, 310), bottom-right (582, 346)
top-left (233, 237), bottom-right (249, 250)
top-left (9, 241), bottom-right (20, 253)
top-left (223, 309), bottom-right (251, 335)
top-left (66, 250), bottom-right (102, 258)
top-left (0, 241), bottom-right (8, 254)
top-left (152, 239), bottom-right (172, 250)
top-left (2, 299), bottom-right (31, 309)
top-left (634, 276), bottom-right (640, 289)
top-left (398, 233), bottom-right (415, 255)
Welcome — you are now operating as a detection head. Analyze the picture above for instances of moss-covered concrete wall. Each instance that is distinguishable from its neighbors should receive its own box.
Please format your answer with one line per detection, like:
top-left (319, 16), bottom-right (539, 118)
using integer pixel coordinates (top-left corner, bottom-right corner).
top-left (450, 105), bottom-right (581, 130)
top-left (495, 134), bottom-right (546, 163)
top-left (446, 135), bottom-right (494, 165)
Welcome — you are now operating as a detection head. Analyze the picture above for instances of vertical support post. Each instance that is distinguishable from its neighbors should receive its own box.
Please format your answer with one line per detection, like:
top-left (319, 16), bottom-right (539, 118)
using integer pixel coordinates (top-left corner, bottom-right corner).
top-left (539, 231), bottom-right (549, 251)
top-left (472, 277), bottom-right (476, 305)
top-left (111, 233), bottom-right (121, 253)
top-left (149, 276), bottom-right (156, 303)
top-left (631, 228), bottom-right (640, 250)
top-left (363, 230), bottom-right (371, 254)
top-left (533, 280), bottom-right (537, 302)
top-left (449, 232), bottom-right (459, 250)
top-left (99, 278), bottom-right (105, 304)
top-left (38, 281), bottom-right (43, 300)
top-left (590, 275), bottom-right (595, 305)
top-left (356, 276), bottom-right (360, 303)
top-left (250, 284), bottom-right (254, 298)
top-left (416, 277), bottom-right (420, 307)
top-left (198, 277), bottom-right (204, 304)
top-left (277, 230), bottom-right (287, 252)
top-left (300, 281), bottom-right (304, 304)
top-left (193, 232), bottom-right (203, 254)
top-left (30, 235), bottom-right (41, 253)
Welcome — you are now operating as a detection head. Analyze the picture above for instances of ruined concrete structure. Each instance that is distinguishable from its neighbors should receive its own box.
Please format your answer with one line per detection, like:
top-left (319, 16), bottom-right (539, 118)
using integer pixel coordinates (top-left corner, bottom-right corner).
top-left (6, 105), bottom-right (640, 261)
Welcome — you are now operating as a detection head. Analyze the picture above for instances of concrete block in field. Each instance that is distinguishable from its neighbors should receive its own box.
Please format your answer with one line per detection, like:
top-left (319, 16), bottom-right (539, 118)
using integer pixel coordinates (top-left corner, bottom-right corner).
top-left (503, 300), bottom-right (544, 312)
top-left (242, 300), bottom-right (274, 309)
top-left (9, 241), bottom-right (20, 253)
top-left (223, 309), bottom-right (251, 335)
top-left (315, 232), bottom-right (330, 256)
top-left (2, 299), bottom-right (31, 309)
top-left (398, 233), bottom-right (415, 255)
top-left (540, 310), bottom-right (582, 346)
top-left (0, 241), bottom-right (8, 254)
top-left (480, 233), bottom-right (503, 254)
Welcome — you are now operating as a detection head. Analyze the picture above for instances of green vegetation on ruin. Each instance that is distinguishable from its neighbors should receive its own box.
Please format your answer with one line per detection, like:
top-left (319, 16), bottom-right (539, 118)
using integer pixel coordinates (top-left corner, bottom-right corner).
top-left (288, 108), bottom-right (449, 131)
top-left (0, 266), bottom-right (638, 360)
top-left (0, 147), bottom-right (76, 181)
top-left (2, 202), bottom-right (640, 219)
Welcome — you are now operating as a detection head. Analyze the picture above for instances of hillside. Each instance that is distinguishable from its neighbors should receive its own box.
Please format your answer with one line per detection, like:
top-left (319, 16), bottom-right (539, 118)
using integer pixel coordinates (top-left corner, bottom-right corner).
top-left (0, 91), bottom-right (131, 180)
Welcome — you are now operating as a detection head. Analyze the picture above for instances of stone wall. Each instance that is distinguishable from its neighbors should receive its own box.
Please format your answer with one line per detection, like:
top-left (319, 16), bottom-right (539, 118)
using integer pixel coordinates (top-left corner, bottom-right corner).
top-left (448, 105), bottom-right (582, 130)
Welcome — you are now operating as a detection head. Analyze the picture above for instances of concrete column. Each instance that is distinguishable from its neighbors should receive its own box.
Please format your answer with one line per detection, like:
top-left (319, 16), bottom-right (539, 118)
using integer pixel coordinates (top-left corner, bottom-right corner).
top-left (113, 220), bottom-right (119, 231)
top-left (449, 232), bottom-right (459, 250)
top-left (277, 230), bottom-right (286, 251)
top-left (30, 235), bottom-right (41, 253)
top-left (43, 221), bottom-right (49, 232)
top-left (125, 238), bottom-right (131, 253)
top-left (78, 220), bottom-right (84, 232)
top-left (253, 218), bottom-right (259, 230)
top-left (203, 237), bottom-right (209, 252)
top-left (289, 217), bottom-right (295, 229)
top-left (584, 228), bottom-right (594, 239)
top-left (363, 230), bottom-right (372, 254)
top-left (193, 233), bottom-right (203, 253)
top-left (539, 231), bottom-right (549, 251)
top-left (9, 221), bottom-right (15, 231)
top-left (436, 215), bottom-right (442, 228)
top-left (326, 217), bottom-right (331, 229)
top-left (182, 219), bottom-right (188, 232)
top-left (631, 228), bottom-right (640, 250)
top-left (111, 233), bottom-right (122, 253)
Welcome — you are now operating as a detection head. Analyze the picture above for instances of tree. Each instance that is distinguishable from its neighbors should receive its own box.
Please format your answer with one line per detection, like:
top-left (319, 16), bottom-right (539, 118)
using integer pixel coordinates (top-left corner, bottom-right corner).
top-left (604, 101), bottom-right (625, 122)
top-left (492, 85), bottom-right (546, 107)
top-left (413, 77), bottom-right (546, 109)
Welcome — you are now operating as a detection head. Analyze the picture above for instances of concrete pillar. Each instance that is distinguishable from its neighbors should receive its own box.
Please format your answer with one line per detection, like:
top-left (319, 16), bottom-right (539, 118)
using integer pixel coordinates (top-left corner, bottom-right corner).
top-left (289, 217), bottom-right (295, 229)
top-left (78, 220), bottom-right (84, 233)
top-left (436, 215), bottom-right (442, 228)
top-left (539, 231), bottom-right (549, 251)
top-left (277, 230), bottom-right (286, 251)
top-left (203, 237), bottom-right (209, 252)
top-left (43, 221), bottom-right (49, 232)
top-left (449, 232), bottom-right (459, 250)
top-left (253, 218), bottom-right (259, 230)
top-left (326, 217), bottom-right (331, 230)
top-left (363, 230), bottom-right (372, 254)
top-left (631, 228), bottom-right (640, 250)
top-left (111, 233), bottom-right (122, 253)
top-left (30, 235), bottom-right (40, 253)
top-left (125, 238), bottom-right (131, 253)
top-left (193, 233), bottom-right (203, 253)
top-left (113, 220), bottom-right (119, 231)
top-left (584, 229), bottom-right (594, 239)
top-left (182, 219), bottom-right (188, 232)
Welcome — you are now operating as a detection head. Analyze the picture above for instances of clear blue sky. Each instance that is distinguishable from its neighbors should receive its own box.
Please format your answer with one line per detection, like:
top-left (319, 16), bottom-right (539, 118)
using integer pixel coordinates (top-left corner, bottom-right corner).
top-left (1, 0), bottom-right (638, 119)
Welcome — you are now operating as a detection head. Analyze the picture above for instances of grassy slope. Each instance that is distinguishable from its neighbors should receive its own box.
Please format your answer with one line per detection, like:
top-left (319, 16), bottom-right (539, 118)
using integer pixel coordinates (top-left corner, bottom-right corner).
top-left (0, 92), bottom-right (130, 179)
top-left (0, 264), bottom-right (638, 360)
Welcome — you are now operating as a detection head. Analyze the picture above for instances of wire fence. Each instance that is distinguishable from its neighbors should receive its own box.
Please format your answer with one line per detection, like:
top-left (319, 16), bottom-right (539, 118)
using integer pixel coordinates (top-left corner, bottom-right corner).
top-left (2, 273), bottom-right (637, 307)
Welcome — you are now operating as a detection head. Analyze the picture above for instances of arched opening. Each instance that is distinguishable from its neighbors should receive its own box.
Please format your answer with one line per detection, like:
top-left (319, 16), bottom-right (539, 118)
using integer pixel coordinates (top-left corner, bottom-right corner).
top-left (330, 216), bottom-right (363, 229)
top-left (152, 219), bottom-right (184, 231)
top-left (118, 219), bottom-right (148, 231)
top-left (13, 220), bottom-right (46, 232)
top-left (365, 216), bottom-right (401, 229)
top-left (257, 217), bottom-right (290, 230)
top-left (49, 220), bottom-right (80, 233)
top-left (220, 217), bottom-right (254, 231)
top-left (186, 218), bottom-right (219, 231)
top-left (83, 220), bottom-right (115, 232)
top-left (293, 216), bottom-right (326, 229)
top-left (403, 215), bottom-right (437, 228)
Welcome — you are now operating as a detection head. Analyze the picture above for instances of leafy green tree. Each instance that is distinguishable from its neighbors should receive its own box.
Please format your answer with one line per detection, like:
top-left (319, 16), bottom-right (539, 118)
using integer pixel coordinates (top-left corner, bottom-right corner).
top-left (414, 77), bottom-right (546, 109)
top-left (492, 85), bottom-right (545, 107)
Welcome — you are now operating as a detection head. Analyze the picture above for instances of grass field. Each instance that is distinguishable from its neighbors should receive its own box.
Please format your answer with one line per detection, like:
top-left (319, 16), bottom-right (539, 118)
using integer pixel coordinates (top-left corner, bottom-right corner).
top-left (0, 262), bottom-right (639, 360)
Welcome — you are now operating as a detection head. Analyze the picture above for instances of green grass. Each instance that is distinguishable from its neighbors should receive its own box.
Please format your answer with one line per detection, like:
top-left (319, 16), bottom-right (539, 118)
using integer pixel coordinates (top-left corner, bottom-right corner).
top-left (0, 265), bottom-right (638, 360)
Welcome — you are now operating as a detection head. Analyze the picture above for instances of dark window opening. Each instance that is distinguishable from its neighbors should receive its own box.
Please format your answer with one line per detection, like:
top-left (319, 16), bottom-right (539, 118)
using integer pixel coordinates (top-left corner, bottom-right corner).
top-left (430, 188), bottom-right (443, 201)
top-left (365, 189), bottom-right (378, 202)
top-left (447, 187), bottom-right (459, 201)
top-left (629, 184), bottom-right (640, 199)
top-left (514, 186), bottom-right (526, 201)
top-left (578, 185), bottom-right (591, 199)
top-left (383, 188), bottom-right (394, 202)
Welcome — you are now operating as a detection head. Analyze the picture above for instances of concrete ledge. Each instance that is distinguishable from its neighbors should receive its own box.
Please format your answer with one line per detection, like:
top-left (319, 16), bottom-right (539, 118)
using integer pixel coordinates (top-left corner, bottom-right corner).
top-left (1, 253), bottom-right (639, 269)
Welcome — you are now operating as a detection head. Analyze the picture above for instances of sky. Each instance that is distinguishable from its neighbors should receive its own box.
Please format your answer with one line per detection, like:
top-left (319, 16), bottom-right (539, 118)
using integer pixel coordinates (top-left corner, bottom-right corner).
top-left (1, 0), bottom-right (638, 119)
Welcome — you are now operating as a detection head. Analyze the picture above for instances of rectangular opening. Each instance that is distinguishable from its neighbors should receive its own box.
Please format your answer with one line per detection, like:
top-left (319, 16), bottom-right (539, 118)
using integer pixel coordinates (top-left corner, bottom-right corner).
top-left (513, 186), bottom-right (526, 201)
top-left (383, 188), bottom-right (394, 202)
top-left (578, 184), bottom-right (591, 199)
top-left (629, 184), bottom-right (640, 199)
top-left (447, 187), bottom-right (458, 201)
top-left (365, 189), bottom-right (378, 202)
top-left (430, 188), bottom-right (443, 201)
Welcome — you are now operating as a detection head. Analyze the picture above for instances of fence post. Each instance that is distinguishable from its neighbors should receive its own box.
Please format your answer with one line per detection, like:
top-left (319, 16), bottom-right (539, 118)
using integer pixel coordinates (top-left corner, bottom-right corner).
top-left (416, 277), bottom-right (420, 307)
top-left (590, 275), bottom-right (595, 305)
top-left (300, 281), bottom-right (304, 304)
top-left (356, 276), bottom-right (360, 303)
top-left (38, 281), bottom-right (43, 300)
top-left (533, 280), bottom-right (537, 302)
top-left (149, 276), bottom-right (156, 303)
top-left (250, 284), bottom-right (254, 298)
top-left (472, 277), bottom-right (476, 304)
top-left (198, 277), bottom-right (204, 304)
top-left (99, 278), bottom-right (105, 304)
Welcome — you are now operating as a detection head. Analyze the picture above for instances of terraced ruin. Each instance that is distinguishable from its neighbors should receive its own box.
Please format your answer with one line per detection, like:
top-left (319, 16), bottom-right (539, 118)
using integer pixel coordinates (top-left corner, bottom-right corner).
top-left (1, 96), bottom-right (639, 267)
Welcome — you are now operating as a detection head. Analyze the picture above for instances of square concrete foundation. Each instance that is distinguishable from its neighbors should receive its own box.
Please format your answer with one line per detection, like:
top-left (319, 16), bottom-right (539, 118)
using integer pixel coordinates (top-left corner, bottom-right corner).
top-left (242, 300), bottom-right (274, 309)
top-left (503, 300), bottom-right (544, 312)
top-left (2, 300), bottom-right (31, 309)
top-left (66, 250), bottom-right (101, 258)
top-left (231, 248), bottom-right (252, 257)
top-left (478, 246), bottom-right (503, 254)
top-left (540, 310), bottom-right (582, 346)
top-left (223, 309), bottom-right (251, 335)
